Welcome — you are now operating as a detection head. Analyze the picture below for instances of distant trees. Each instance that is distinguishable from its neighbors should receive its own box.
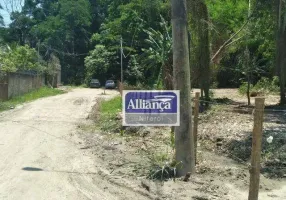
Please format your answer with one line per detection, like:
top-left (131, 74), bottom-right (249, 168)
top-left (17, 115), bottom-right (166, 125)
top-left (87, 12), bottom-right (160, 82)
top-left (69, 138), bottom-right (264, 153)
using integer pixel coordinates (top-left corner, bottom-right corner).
top-left (0, 0), bottom-right (283, 93)
top-left (84, 45), bottom-right (115, 85)
top-left (3, 0), bottom-right (92, 84)
top-left (91, 0), bottom-right (170, 86)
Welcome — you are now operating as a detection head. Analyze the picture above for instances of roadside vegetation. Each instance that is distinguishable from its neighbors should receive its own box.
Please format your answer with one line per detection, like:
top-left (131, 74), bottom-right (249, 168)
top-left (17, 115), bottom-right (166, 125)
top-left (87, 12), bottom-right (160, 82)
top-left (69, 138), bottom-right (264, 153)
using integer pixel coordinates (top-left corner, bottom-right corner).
top-left (238, 76), bottom-right (280, 96)
top-left (1, 0), bottom-right (286, 198)
top-left (0, 87), bottom-right (64, 112)
top-left (97, 96), bottom-right (122, 132)
top-left (1, 0), bottom-right (286, 104)
top-left (79, 89), bottom-right (286, 199)
top-left (94, 90), bottom-right (286, 180)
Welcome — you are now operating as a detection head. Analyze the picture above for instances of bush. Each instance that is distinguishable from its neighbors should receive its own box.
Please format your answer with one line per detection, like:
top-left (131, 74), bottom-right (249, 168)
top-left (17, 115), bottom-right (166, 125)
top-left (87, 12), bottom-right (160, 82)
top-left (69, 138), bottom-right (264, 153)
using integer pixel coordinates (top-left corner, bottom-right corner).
top-left (238, 82), bottom-right (253, 95)
top-left (239, 76), bottom-right (279, 95)
top-left (0, 87), bottom-right (64, 112)
top-left (100, 96), bottom-right (122, 115)
top-left (123, 82), bottom-right (151, 90)
top-left (98, 96), bottom-right (122, 132)
top-left (253, 76), bottom-right (280, 94)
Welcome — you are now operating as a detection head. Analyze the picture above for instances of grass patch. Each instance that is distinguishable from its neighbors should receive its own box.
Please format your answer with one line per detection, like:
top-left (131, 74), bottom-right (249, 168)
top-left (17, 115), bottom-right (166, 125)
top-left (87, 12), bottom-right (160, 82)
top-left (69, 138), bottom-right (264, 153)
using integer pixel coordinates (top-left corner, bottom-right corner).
top-left (67, 84), bottom-right (88, 88)
top-left (0, 87), bottom-right (65, 112)
top-left (100, 96), bottom-right (122, 114)
top-left (98, 96), bottom-right (122, 132)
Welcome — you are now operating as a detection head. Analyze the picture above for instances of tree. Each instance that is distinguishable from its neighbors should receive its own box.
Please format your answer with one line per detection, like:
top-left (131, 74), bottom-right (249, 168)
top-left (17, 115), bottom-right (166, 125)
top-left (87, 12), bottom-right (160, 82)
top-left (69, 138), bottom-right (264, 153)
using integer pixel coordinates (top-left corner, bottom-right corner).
top-left (188, 0), bottom-right (211, 102)
top-left (46, 53), bottom-right (61, 87)
top-left (84, 45), bottom-right (115, 84)
top-left (141, 16), bottom-right (173, 89)
top-left (0, 45), bottom-right (42, 74)
top-left (171, 0), bottom-right (195, 176)
top-left (275, 0), bottom-right (286, 104)
top-left (93, 0), bottom-right (170, 85)
top-left (5, 0), bottom-right (92, 84)
top-left (125, 55), bottom-right (144, 85)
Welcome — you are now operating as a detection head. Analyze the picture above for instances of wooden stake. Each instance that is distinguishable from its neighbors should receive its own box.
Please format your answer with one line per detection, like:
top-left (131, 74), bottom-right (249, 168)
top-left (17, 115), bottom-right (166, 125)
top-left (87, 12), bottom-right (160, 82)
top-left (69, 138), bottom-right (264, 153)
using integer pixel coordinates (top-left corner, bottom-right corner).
top-left (248, 97), bottom-right (265, 200)
top-left (193, 92), bottom-right (200, 164)
top-left (118, 81), bottom-right (123, 96)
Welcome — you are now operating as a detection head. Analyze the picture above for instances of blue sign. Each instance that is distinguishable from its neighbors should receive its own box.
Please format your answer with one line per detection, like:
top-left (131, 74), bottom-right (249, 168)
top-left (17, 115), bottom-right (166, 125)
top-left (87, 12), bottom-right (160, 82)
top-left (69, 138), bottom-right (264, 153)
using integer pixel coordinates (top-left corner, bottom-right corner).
top-left (123, 90), bottom-right (180, 126)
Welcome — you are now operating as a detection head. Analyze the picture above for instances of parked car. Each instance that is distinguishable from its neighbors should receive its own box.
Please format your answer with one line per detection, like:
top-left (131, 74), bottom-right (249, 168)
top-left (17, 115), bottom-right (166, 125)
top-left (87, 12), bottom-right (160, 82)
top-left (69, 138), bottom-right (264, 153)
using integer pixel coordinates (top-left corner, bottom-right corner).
top-left (90, 79), bottom-right (101, 88)
top-left (105, 80), bottom-right (116, 89)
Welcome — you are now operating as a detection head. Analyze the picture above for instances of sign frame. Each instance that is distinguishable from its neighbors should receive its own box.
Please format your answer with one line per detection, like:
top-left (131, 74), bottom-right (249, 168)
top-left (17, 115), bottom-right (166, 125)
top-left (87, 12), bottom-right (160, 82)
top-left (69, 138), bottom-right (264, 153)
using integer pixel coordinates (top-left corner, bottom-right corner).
top-left (122, 90), bottom-right (180, 127)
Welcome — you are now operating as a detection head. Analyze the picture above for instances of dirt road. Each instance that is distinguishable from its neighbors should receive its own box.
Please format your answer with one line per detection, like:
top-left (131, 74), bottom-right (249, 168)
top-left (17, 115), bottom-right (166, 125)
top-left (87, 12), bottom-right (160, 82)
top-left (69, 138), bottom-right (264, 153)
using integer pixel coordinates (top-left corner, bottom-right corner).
top-left (0, 88), bottom-right (149, 200)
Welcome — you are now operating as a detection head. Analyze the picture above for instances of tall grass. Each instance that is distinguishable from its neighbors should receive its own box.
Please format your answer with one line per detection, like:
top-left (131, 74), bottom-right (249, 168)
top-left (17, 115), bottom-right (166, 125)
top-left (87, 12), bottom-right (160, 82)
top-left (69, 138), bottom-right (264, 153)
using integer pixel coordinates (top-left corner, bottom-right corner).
top-left (0, 87), bottom-right (65, 112)
top-left (98, 96), bottom-right (122, 132)
top-left (100, 96), bottom-right (122, 114)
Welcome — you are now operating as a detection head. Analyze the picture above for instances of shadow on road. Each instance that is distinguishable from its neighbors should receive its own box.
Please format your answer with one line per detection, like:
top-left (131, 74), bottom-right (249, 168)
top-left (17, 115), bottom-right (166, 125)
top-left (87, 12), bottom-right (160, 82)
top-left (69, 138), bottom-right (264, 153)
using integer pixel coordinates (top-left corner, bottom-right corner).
top-left (22, 167), bottom-right (97, 175)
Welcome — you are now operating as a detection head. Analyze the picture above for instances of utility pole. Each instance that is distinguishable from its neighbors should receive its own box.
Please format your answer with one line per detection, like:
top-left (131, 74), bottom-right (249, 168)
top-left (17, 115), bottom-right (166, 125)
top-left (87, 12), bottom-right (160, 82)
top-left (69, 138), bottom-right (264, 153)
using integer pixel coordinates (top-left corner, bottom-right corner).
top-left (171, 0), bottom-right (195, 176)
top-left (120, 37), bottom-right (123, 83)
top-left (37, 37), bottom-right (40, 63)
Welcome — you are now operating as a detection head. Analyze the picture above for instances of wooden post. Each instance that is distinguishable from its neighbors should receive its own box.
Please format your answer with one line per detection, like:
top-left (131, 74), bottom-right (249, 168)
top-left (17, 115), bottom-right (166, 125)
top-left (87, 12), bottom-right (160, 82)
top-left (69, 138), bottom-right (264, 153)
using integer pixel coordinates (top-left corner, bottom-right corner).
top-left (248, 97), bottom-right (265, 200)
top-left (193, 92), bottom-right (200, 164)
top-left (119, 81), bottom-right (123, 96)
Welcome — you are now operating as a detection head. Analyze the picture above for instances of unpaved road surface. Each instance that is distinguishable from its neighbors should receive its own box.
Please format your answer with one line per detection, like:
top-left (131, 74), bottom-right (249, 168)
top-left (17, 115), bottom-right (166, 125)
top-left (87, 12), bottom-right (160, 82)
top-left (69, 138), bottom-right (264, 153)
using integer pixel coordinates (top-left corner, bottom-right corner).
top-left (0, 88), bottom-right (149, 200)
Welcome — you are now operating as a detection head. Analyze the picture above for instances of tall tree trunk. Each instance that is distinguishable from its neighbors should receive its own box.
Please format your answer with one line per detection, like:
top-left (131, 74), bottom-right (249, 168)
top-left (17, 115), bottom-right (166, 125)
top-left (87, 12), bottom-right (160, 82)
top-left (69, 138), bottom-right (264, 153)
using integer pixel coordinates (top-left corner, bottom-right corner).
top-left (199, 2), bottom-right (210, 102)
top-left (279, 31), bottom-right (286, 104)
top-left (247, 75), bottom-right (251, 106)
top-left (187, 0), bottom-right (210, 102)
top-left (275, 0), bottom-right (286, 104)
top-left (171, 0), bottom-right (195, 176)
top-left (244, 47), bottom-right (251, 106)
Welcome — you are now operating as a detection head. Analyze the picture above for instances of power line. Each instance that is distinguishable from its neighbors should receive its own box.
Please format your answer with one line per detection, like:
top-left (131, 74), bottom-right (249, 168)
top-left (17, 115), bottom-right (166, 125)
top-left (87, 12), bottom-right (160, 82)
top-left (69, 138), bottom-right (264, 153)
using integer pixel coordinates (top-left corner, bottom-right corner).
top-left (41, 44), bottom-right (89, 57)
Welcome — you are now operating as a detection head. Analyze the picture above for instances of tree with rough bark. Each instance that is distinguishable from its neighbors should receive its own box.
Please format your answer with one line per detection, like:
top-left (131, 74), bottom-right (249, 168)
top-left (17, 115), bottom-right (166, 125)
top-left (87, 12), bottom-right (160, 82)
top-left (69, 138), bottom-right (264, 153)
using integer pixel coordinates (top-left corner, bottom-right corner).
top-left (187, 0), bottom-right (210, 102)
top-left (171, 0), bottom-right (195, 176)
top-left (275, 0), bottom-right (286, 104)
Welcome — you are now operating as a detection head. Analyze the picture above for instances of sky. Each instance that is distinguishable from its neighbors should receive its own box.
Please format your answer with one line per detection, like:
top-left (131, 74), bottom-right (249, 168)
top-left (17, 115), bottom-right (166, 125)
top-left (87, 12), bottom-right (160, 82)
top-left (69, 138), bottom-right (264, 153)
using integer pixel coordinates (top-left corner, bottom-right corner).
top-left (0, 0), bottom-right (24, 26)
top-left (0, 1), bottom-right (11, 25)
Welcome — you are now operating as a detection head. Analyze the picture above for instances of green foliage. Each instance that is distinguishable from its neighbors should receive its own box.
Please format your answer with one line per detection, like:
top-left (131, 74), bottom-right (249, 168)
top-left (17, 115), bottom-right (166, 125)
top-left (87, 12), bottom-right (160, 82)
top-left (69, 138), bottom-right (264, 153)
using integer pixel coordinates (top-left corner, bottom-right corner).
top-left (239, 76), bottom-right (280, 95)
top-left (84, 45), bottom-right (116, 84)
top-left (93, 0), bottom-right (170, 86)
top-left (0, 45), bottom-right (42, 73)
top-left (0, 87), bottom-right (64, 112)
top-left (46, 53), bottom-right (61, 76)
top-left (147, 156), bottom-right (179, 181)
top-left (0, 0), bottom-right (281, 88)
top-left (100, 96), bottom-right (122, 115)
top-left (125, 55), bottom-right (144, 85)
top-left (98, 96), bottom-right (122, 132)
top-left (141, 16), bottom-right (172, 87)
top-left (238, 82), bottom-right (253, 95)
top-left (207, 0), bottom-right (276, 87)
top-left (5, 0), bottom-right (92, 84)
top-left (253, 76), bottom-right (280, 94)
top-left (207, 0), bottom-right (248, 32)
